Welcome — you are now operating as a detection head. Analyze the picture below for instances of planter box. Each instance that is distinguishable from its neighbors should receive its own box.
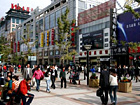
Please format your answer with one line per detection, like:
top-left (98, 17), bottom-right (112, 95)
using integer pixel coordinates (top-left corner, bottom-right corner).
top-left (89, 79), bottom-right (99, 87)
top-left (118, 82), bottom-right (132, 93)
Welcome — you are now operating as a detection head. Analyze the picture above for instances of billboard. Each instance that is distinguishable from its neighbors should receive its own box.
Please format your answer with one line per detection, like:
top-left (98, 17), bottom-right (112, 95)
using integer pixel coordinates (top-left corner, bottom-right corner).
top-left (117, 8), bottom-right (140, 42)
top-left (78, 0), bottom-right (116, 25)
top-left (82, 30), bottom-right (103, 50)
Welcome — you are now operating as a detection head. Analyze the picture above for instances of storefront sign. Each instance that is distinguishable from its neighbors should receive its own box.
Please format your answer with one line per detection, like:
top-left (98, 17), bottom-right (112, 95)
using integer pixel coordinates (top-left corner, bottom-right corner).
top-left (100, 58), bottom-right (110, 61)
top-left (78, 0), bottom-right (116, 25)
top-left (113, 47), bottom-right (127, 55)
top-left (28, 56), bottom-right (36, 61)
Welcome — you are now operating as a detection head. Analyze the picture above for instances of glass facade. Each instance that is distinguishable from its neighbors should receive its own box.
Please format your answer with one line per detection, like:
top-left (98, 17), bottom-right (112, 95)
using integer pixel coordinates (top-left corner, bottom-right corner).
top-left (78, 0), bottom-right (85, 8)
top-left (45, 16), bottom-right (49, 30)
top-left (16, 18), bottom-right (19, 24)
top-left (39, 19), bottom-right (43, 32)
top-left (50, 13), bottom-right (55, 28)
top-left (55, 10), bottom-right (61, 26)
top-left (62, 7), bottom-right (66, 14)
top-left (12, 18), bottom-right (15, 23)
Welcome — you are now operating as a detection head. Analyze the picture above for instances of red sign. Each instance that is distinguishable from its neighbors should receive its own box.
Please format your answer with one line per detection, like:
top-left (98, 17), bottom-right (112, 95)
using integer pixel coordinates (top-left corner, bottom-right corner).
top-left (17, 41), bottom-right (20, 52)
top-left (14, 42), bottom-right (16, 53)
top-left (11, 3), bottom-right (32, 12)
top-left (51, 29), bottom-right (55, 45)
top-left (78, 0), bottom-right (116, 25)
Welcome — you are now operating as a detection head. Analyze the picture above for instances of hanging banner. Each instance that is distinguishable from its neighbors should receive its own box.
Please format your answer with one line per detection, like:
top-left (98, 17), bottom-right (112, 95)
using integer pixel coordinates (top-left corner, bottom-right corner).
top-left (40, 32), bottom-right (44, 47)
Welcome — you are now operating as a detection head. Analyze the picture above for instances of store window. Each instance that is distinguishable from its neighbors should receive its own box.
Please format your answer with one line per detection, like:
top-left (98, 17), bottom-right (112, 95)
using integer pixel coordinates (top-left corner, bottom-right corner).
top-left (39, 52), bottom-right (42, 57)
top-left (55, 50), bottom-right (59, 55)
top-left (39, 19), bottom-right (43, 32)
top-left (16, 18), bottom-right (19, 24)
top-left (44, 51), bottom-right (48, 56)
top-left (50, 51), bottom-right (54, 56)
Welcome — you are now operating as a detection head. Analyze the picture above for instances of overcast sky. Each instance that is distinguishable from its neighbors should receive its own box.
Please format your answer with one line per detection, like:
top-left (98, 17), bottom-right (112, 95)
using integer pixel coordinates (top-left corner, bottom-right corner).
top-left (0, 0), bottom-right (125, 18)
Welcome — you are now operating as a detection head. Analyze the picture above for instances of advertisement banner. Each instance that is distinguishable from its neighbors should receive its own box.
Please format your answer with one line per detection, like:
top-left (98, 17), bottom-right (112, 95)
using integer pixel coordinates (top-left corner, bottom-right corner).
top-left (78, 0), bottom-right (116, 25)
top-left (40, 32), bottom-right (44, 47)
top-left (82, 30), bottom-right (103, 50)
top-left (117, 8), bottom-right (140, 42)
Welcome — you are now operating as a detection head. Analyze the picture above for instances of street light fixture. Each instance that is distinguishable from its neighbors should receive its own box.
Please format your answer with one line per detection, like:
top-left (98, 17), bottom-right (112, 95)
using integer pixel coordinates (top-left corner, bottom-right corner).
top-left (84, 44), bottom-right (92, 85)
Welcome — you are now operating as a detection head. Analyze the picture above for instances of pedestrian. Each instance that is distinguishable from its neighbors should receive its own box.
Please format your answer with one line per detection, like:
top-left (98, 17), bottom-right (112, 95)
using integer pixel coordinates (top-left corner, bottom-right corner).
top-left (109, 69), bottom-right (118, 105)
top-left (130, 65), bottom-right (135, 80)
top-left (135, 66), bottom-right (140, 82)
top-left (24, 64), bottom-right (32, 79)
top-left (3, 65), bottom-right (7, 78)
top-left (99, 65), bottom-right (110, 105)
top-left (18, 78), bottom-right (34, 105)
top-left (32, 66), bottom-right (44, 91)
top-left (84, 65), bottom-right (87, 80)
top-left (123, 65), bottom-right (127, 77)
top-left (60, 67), bottom-right (67, 88)
top-left (117, 65), bottom-right (122, 82)
top-left (44, 68), bottom-right (51, 93)
top-left (0, 65), bottom-right (2, 74)
top-left (51, 65), bottom-right (57, 89)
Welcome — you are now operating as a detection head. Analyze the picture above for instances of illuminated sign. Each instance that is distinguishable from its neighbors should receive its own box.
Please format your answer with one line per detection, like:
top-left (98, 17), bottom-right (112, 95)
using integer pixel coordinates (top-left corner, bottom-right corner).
top-left (78, 0), bottom-right (116, 25)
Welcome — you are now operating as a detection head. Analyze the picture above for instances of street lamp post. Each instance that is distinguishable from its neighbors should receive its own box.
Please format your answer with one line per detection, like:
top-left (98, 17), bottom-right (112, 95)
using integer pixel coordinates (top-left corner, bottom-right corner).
top-left (84, 45), bottom-right (92, 85)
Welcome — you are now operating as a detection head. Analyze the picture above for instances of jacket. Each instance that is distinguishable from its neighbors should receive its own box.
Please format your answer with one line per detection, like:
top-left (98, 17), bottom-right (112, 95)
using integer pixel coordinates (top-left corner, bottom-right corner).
top-left (19, 79), bottom-right (30, 95)
top-left (99, 70), bottom-right (109, 88)
top-left (60, 70), bottom-right (66, 78)
top-left (32, 70), bottom-right (43, 80)
top-left (24, 68), bottom-right (32, 79)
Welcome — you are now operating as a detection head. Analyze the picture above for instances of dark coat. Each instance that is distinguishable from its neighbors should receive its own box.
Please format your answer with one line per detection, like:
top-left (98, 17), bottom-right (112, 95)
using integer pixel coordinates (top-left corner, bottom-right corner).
top-left (99, 70), bottom-right (109, 88)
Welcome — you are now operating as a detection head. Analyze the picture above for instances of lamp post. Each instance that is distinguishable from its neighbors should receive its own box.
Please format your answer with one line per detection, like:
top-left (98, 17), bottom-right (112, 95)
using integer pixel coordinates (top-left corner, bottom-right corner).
top-left (84, 45), bottom-right (92, 85)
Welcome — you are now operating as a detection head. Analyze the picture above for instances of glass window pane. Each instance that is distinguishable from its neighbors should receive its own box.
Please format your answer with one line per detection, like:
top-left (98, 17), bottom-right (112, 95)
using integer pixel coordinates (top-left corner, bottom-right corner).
top-left (56, 10), bottom-right (61, 26)
top-left (78, 0), bottom-right (85, 8)
top-left (50, 13), bottom-right (55, 28)
top-left (12, 18), bottom-right (15, 23)
top-left (45, 16), bottom-right (49, 30)
top-left (62, 7), bottom-right (66, 14)
top-left (16, 18), bottom-right (19, 24)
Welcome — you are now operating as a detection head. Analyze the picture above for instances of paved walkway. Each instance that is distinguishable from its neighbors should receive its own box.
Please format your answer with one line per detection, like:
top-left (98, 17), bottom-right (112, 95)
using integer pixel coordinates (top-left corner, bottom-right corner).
top-left (17, 71), bottom-right (140, 105)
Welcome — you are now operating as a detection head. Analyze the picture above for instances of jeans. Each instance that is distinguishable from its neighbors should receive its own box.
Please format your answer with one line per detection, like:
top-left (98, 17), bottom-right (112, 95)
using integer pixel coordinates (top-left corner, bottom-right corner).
top-left (46, 79), bottom-right (50, 91)
top-left (51, 76), bottom-right (55, 89)
top-left (20, 93), bottom-right (34, 105)
top-left (36, 79), bottom-right (40, 90)
top-left (109, 86), bottom-right (118, 105)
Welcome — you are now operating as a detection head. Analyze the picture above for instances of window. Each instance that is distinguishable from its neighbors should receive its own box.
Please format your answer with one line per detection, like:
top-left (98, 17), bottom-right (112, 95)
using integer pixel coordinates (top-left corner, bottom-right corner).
top-left (55, 50), bottom-right (59, 55)
top-left (62, 7), bottom-right (66, 14)
top-left (44, 52), bottom-right (48, 56)
top-left (55, 10), bottom-right (61, 26)
top-left (50, 51), bottom-right (53, 56)
top-left (12, 28), bottom-right (15, 32)
top-left (105, 33), bottom-right (108, 36)
top-left (105, 38), bottom-right (108, 42)
top-left (12, 24), bottom-right (15, 27)
top-left (16, 18), bottom-right (19, 24)
top-left (39, 19), bottom-right (43, 32)
top-left (50, 13), bottom-right (55, 28)
top-left (78, 0), bottom-right (85, 9)
top-left (105, 43), bottom-right (108, 47)
top-left (45, 16), bottom-right (49, 30)
top-left (12, 18), bottom-right (15, 23)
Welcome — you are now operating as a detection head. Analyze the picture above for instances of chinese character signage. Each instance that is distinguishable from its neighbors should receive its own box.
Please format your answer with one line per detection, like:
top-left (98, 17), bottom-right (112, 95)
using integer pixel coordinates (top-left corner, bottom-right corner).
top-left (40, 32), bottom-right (44, 47)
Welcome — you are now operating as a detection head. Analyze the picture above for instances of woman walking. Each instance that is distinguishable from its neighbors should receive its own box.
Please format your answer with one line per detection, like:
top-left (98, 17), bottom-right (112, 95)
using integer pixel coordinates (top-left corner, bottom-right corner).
top-left (32, 66), bottom-right (44, 92)
top-left (44, 68), bottom-right (51, 93)
top-left (109, 69), bottom-right (118, 105)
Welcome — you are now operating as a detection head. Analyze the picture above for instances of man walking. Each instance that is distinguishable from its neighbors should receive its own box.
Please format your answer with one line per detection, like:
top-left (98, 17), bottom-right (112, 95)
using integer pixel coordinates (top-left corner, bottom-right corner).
top-left (99, 65), bottom-right (110, 105)
top-left (60, 67), bottom-right (66, 88)
top-left (24, 64), bottom-right (32, 79)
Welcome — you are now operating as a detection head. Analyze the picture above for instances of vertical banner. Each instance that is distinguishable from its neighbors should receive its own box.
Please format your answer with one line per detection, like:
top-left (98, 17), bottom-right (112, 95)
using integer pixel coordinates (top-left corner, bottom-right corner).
top-left (51, 29), bottom-right (55, 45)
top-left (11, 41), bottom-right (13, 53)
top-left (14, 42), bottom-right (16, 53)
top-left (46, 31), bottom-right (50, 46)
top-left (17, 41), bottom-right (20, 52)
top-left (40, 32), bottom-right (44, 47)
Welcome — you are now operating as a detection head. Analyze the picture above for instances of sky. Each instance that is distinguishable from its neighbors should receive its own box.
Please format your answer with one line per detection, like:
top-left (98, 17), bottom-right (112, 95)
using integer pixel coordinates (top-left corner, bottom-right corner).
top-left (0, 0), bottom-right (125, 18)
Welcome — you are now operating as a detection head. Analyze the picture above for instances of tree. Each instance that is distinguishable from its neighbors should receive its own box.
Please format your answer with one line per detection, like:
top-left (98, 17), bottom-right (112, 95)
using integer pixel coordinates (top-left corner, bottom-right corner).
top-left (55, 8), bottom-right (78, 65)
top-left (21, 24), bottom-right (37, 63)
top-left (0, 36), bottom-right (12, 62)
top-left (124, 0), bottom-right (140, 18)
top-left (10, 52), bottom-right (22, 65)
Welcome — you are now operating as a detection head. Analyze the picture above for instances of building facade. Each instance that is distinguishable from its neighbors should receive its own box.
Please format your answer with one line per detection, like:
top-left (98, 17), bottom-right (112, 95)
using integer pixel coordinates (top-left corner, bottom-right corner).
top-left (15, 0), bottom-right (102, 65)
top-left (78, 0), bottom-right (116, 69)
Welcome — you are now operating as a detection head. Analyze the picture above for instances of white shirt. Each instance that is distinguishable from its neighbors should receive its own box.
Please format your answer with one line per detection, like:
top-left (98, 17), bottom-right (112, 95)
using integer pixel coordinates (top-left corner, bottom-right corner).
top-left (109, 75), bottom-right (118, 86)
top-left (55, 66), bottom-right (58, 71)
top-left (27, 68), bottom-right (30, 74)
top-left (52, 69), bottom-right (55, 76)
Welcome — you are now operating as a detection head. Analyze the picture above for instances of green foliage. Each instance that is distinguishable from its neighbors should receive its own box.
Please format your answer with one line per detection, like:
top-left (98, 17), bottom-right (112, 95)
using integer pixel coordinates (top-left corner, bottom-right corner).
top-left (55, 8), bottom-right (78, 64)
top-left (10, 53), bottom-right (21, 65)
top-left (0, 36), bottom-right (12, 62)
top-left (21, 24), bottom-right (37, 63)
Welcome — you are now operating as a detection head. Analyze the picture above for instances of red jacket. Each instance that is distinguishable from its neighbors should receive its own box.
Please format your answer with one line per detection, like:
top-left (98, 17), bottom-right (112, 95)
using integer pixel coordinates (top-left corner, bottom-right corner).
top-left (19, 79), bottom-right (30, 95)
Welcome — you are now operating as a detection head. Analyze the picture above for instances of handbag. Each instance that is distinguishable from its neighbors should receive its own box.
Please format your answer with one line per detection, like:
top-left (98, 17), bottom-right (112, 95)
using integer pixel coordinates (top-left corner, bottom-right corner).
top-left (96, 88), bottom-right (103, 97)
top-left (40, 75), bottom-right (44, 80)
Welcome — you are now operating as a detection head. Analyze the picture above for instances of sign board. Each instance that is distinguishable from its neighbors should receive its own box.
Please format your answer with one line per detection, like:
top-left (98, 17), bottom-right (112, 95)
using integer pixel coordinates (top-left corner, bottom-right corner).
top-left (117, 7), bottom-right (140, 42)
top-left (113, 47), bottom-right (128, 55)
top-left (100, 58), bottom-right (110, 61)
top-left (28, 56), bottom-right (36, 61)
top-left (78, 0), bottom-right (116, 25)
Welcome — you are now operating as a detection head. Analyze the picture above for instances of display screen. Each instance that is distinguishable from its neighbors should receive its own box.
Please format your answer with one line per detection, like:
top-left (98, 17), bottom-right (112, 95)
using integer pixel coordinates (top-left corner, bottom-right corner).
top-left (117, 8), bottom-right (140, 42)
top-left (82, 30), bottom-right (103, 50)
